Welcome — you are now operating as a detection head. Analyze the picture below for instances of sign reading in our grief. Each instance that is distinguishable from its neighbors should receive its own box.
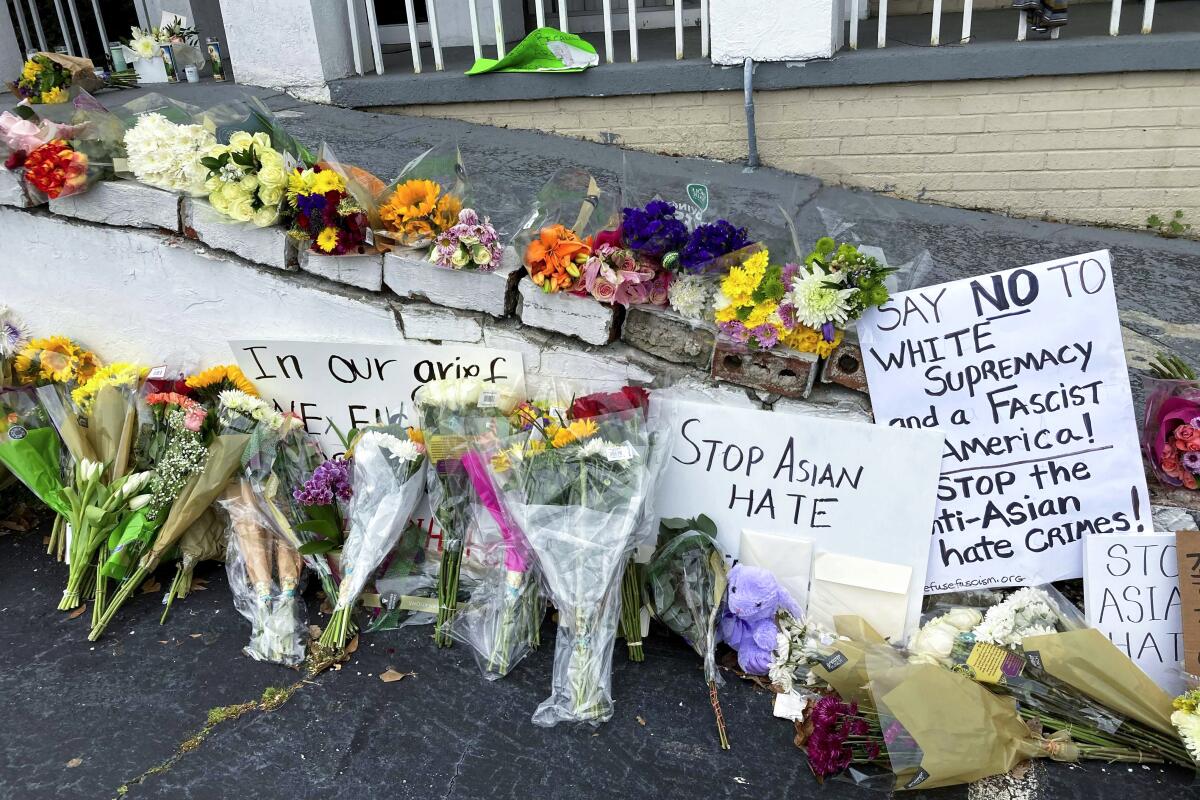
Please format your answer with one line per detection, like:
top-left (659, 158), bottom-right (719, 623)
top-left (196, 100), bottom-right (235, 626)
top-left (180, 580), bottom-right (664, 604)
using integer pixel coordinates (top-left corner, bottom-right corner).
top-left (859, 250), bottom-right (1151, 593)
top-left (654, 398), bottom-right (944, 635)
top-left (230, 340), bottom-right (525, 455)
top-left (1084, 533), bottom-right (1183, 696)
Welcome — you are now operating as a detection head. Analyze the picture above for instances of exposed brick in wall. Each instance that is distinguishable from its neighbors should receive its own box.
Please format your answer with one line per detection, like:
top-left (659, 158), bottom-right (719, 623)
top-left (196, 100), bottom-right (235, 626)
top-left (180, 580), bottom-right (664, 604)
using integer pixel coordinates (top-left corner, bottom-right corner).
top-left (392, 71), bottom-right (1200, 230)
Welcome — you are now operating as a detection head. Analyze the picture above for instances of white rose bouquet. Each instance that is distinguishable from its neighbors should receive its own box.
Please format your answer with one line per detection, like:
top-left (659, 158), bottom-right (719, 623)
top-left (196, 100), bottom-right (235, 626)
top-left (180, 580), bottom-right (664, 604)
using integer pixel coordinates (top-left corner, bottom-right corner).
top-left (200, 131), bottom-right (292, 227)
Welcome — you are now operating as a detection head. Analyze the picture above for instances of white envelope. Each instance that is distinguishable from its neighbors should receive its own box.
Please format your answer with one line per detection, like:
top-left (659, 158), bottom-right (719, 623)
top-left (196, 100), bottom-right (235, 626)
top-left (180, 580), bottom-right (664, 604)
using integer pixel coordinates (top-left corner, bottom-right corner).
top-left (738, 529), bottom-right (813, 611)
top-left (809, 552), bottom-right (912, 643)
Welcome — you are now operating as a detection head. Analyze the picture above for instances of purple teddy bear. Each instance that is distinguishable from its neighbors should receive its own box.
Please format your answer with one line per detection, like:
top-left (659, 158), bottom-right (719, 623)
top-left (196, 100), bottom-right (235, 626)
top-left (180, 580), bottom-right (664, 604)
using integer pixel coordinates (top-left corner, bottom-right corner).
top-left (718, 564), bottom-right (804, 675)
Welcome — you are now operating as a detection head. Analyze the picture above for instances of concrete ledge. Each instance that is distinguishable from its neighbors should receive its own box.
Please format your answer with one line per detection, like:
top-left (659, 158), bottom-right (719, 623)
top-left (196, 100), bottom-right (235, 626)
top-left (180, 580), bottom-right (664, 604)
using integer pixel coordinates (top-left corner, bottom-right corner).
top-left (0, 169), bottom-right (38, 208)
top-left (298, 250), bottom-right (384, 291)
top-left (622, 306), bottom-right (715, 371)
top-left (182, 199), bottom-right (297, 271)
top-left (383, 246), bottom-right (521, 317)
top-left (711, 341), bottom-right (819, 400)
top-left (335, 32), bottom-right (1200, 107)
top-left (517, 279), bottom-right (618, 346)
top-left (49, 180), bottom-right (180, 231)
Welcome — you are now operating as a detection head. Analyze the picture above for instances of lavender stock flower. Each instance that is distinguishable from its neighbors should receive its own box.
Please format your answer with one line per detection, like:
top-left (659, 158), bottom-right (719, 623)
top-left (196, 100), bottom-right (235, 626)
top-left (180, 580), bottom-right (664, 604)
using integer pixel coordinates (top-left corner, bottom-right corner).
top-left (621, 200), bottom-right (689, 258)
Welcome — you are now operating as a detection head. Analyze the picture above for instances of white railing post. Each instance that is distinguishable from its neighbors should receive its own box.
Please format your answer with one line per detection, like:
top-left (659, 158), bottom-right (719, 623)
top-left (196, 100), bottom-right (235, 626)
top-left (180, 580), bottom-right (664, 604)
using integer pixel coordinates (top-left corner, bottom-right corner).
top-left (961, 0), bottom-right (973, 43)
top-left (51, 0), bottom-right (74, 54)
top-left (534, 0), bottom-right (545, 29)
top-left (346, 0), bottom-right (364, 75)
top-left (491, 0), bottom-right (506, 57)
top-left (931, 0), bottom-right (942, 45)
top-left (1109, 0), bottom-right (1122, 35)
top-left (877, 0), bottom-right (887, 47)
top-left (601, 0), bottom-right (614, 62)
top-left (1016, 11), bottom-right (1027, 41)
top-left (849, 0), bottom-right (859, 49)
top-left (26, 0), bottom-right (47, 51)
top-left (559, 0), bottom-right (569, 33)
top-left (404, 0), bottom-right (423, 73)
top-left (12, 0), bottom-right (32, 53)
top-left (628, 0), bottom-right (639, 62)
top-left (87, 0), bottom-right (109, 59)
top-left (467, 0), bottom-right (482, 60)
top-left (1050, 26), bottom-right (1060, 38)
top-left (365, 0), bottom-right (384, 74)
top-left (426, 0), bottom-right (444, 70)
top-left (66, 0), bottom-right (87, 59)
top-left (1141, 0), bottom-right (1155, 33)
top-left (674, 0), bottom-right (683, 59)
top-left (701, 0), bottom-right (709, 57)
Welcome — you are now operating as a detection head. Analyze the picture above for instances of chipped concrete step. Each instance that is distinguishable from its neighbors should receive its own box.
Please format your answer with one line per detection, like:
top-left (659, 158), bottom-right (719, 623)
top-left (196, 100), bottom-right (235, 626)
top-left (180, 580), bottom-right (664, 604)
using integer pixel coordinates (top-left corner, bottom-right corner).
top-left (516, 279), bottom-right (619, 346)
top-left (622, 305), bottom-right (716, 370)
top-left (383, 245), bottom-right (521, 317)
top-left (182, 198), bottom-right (297, 271)
top-left (298, 249), bottom-right (385, 291)
top-left (0, 169), bottom-right (39, 208)
top-left (49, 179), bottom-right (181, 231)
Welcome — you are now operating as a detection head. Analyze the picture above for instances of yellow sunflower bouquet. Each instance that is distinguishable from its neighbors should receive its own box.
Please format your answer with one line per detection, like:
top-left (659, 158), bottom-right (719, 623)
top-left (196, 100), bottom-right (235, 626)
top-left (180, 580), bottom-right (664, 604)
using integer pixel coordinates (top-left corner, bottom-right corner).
top-left (376, 144), bottom-right (468, 249)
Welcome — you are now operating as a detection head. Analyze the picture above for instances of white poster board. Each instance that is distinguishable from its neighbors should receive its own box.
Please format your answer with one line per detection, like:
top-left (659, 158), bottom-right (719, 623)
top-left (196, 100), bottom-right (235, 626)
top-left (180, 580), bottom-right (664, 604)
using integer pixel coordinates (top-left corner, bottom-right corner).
top-left (1085, 533), bottom-right (1183, 696)
top-left (654, 398), bottom-right (944, 637)
top-left (859, 250), bottom-right (1151, 593)
top-left (230, 340), bottom-right (525, 456)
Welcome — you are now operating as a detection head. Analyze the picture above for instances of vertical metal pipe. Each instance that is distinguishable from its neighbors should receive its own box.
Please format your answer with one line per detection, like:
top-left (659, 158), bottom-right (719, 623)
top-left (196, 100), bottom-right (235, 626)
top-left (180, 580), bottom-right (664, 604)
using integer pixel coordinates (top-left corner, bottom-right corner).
top-left (743, 58), bottom-right (759, 169)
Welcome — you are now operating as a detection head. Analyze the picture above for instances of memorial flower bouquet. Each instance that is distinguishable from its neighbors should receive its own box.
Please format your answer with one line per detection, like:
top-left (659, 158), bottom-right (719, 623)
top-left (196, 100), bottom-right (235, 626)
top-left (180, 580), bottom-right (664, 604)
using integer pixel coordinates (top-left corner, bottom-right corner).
top-left (200, 131), bottom-right (291, 227)
top-left (575, 227), bottom-right (670, 307)
top-left (1171, 688), bottom-right (1200, 766)
top-left (0, 388), bottom-right (70, 517)
top-left (13, 334), bottom-right (100, 388)
top-left (519, 168), bottom-right (618, 294)
top-left (286, 164), bottom-right (374, 256)
top-left (713, 250), bottom-right (838, 355)
top-left (415, 378), bottom-right (518, 647)
top-left (15, 54), bottom-right (71, 104)
top-left (318, 428), bottom-right (427, 651)
top-left (485, 390), bottom-right (665, 725)
top-left (1142, 352), bottom-right (1200, 491)
top-left (0, 109), bottom-right (79, 169)
top-left (377, 143), bottom-right (467, 249)
top-left (123, 111), bottom-right (217, 195)
top-left (21, 138), bottom-right (88, 199)
top-left (429, 208), bottom-right (503, 271)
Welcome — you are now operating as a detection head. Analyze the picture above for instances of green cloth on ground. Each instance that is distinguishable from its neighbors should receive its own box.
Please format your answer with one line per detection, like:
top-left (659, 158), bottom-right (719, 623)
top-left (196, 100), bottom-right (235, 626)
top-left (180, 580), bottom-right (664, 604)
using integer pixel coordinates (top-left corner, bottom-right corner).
top-left (466, 27), bottom-right (598, 75)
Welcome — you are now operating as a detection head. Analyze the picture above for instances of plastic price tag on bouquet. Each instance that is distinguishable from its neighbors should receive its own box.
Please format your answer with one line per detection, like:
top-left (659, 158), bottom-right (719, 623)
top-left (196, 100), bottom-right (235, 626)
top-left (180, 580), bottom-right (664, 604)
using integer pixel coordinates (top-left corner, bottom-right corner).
top-left (478, 389), bottom-right (500, 408)
top-left (604, 443), bottom-right (635, 462)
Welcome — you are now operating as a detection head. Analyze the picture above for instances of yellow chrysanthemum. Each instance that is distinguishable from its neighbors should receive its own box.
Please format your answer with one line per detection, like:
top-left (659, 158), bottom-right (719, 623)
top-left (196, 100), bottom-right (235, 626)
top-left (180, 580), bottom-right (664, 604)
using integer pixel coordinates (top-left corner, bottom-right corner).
top-left (815, 338), bottom-right (838, 358)
top-left (490, 451), bottom-right (511, 473)
top-left (186, 364), bottom-right (259, 396)
top-left (720, 266), bottom-right (761, 307)
top-left (71, 362), bottom-right (146, 412)
top-left (21, 59), bottom-right (42, 81)
top-left (316, 226), bottom-right (339, 253)
top-left (744, 301), bottom-right (777, 330)
top-left (527, 439), bottom-right (546, 454)
top-left (381, 179), bottom-right (441, 224)
top-left (714, 304), bottom-right (740, 324)
top-left (742, 249), bottom-right (770, 276)
top-left (567, 419), bottom-right (598, 440)
top-left (311, 170), bottom-right (345, 195)
top-left (39, 86), bottom-right (68, 104)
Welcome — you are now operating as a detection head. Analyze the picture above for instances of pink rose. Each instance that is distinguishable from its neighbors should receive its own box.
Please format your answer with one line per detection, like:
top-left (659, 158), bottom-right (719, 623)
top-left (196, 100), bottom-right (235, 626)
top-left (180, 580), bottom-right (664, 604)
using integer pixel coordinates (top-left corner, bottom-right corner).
top-left (1176, 425), bottom-right (1197, 441)
top-left (1185, 472), bottom-right (1198, 490)
top-left (1162, 443), bottom-right (1178, 460)
top-left (1163, 456), bottom-right (1181, 474)
top-left (1189, 440), bottom-right (1200, 452)
top-left (591, 276), bottom-right (617, 303)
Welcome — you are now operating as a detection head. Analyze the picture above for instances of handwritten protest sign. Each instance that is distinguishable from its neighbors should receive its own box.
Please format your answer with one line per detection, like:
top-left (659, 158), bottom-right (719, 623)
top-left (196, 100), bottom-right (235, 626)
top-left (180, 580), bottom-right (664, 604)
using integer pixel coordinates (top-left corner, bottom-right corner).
top-left (654, 398), bottom-right (944, 635)
top-left (1085, 533), bottom-right (1183, 696)
top-left (1177, 530), bottom-right (1200, 679)
top-left (859, 250), bottom-right (1150, 593)
top-left (230, 340), bottom-right (524, 455)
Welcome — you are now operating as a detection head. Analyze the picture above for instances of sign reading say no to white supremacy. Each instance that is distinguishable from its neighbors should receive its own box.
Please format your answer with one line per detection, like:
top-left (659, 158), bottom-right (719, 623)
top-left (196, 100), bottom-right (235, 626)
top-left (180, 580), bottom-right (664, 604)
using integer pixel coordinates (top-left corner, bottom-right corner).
top-left (858, 250), bottom-right (1151, 593)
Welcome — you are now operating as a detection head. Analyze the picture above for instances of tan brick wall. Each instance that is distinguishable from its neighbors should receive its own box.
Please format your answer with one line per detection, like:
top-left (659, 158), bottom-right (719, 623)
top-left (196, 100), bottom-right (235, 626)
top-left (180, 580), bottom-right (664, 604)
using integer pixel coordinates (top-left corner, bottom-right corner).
top-left (390, 71), bottom-right (1200, 229)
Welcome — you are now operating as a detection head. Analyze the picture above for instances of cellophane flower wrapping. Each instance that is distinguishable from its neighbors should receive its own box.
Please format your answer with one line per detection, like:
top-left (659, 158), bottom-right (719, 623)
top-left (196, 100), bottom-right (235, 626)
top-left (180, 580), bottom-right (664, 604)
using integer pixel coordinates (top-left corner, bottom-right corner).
top-left (320, 428), bottom-right (427, 649)
top-left (484, 390), bottom-right (669, 725)
top-left (415, 378), bottom-right (522, 648)
top-left (0, 387), bottom-right (69, 516)
top-left (285, 142), bottom-right (383, 256)
top-left (113, 93), bottom-right (215, 196)
top-left (515, 166), bottom-right (619, 294)
top-left (376, 143), bottom-right (470, 250)
top-left (1141, 376), bottom-right (1200, 491)
top-left (19, 90), bottom-right (125, 201)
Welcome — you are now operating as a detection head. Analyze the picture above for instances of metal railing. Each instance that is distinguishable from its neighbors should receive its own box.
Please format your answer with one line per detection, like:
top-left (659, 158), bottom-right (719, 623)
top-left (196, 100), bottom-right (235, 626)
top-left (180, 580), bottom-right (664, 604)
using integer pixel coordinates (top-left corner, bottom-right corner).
top-left (8, 0), bottom-right (113, 61)
top-left (852, 0), bottom-right (1160, 49)
top-left (346, 0), bottom-right (708, 76)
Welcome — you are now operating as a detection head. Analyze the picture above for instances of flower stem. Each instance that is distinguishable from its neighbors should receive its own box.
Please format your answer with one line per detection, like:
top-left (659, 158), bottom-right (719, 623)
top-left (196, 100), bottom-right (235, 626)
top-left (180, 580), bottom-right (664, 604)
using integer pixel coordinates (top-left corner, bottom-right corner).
top-left (619, 559), bottom-right (644, 662)
top-left (88, 564), bottom-right (149, 641)
top-left (709, 681), bottom-right (730, 750)
top-left (435, 542), bottom-right (462, 648)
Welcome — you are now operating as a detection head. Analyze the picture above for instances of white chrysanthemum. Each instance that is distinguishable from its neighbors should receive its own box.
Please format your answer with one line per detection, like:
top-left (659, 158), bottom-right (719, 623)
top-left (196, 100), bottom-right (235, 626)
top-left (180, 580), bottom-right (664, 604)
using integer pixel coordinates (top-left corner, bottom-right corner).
top-left (417, 378), bottom-right (485, 410)
top-left (1172, 710), bottom-right (1200, 765)
top-left (577, 437), bottom-right (608, 458)
top-left (0, 305), bottom-right (29, 358)
top-left (668, 275), bottom-right (711, 321)
top-left (124, 113), bottom-right (216, 195)
top-left (357, 430), bottom-right (422, 462)
top-left (972, 587), bottom-right (1062, 647)
top-left (786, 264), bottom-right (857, 329)
top-left (129, 28), bottom-right (160, 60)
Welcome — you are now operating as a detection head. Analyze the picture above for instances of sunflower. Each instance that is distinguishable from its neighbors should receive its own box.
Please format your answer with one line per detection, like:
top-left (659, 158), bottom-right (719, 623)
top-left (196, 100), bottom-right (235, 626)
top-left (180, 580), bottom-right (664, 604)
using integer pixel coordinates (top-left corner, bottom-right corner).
top-left (186, 364), bottom-right (258, 403)
top-left (15, 336), bottom-right (78, 385)
top-left (567, 419), bottom-right (598, 441)
top-left (381, 179), bottom-right (441, 227)
top-left (74, 350), bottom-right (101, 384)
top-left (433, 192), bottom-right (462, 232)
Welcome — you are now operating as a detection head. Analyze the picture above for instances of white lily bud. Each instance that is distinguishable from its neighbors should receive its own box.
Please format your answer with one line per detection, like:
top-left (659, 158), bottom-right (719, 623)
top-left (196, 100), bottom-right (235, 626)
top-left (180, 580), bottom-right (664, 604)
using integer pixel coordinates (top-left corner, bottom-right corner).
top-left (127, 494), bottom-right (153, 511)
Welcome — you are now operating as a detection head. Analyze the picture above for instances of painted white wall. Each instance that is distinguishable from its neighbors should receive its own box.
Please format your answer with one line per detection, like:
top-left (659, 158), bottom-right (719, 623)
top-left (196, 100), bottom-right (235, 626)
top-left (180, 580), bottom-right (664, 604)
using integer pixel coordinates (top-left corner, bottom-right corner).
top-left (2, 208), bottom-right (404, 366)
top-left (0, 2), bottom-right (24, 80)
top-left (710, 0), bottom-right (841, 65)
top-left (215, 0), bottom-right (366, 102)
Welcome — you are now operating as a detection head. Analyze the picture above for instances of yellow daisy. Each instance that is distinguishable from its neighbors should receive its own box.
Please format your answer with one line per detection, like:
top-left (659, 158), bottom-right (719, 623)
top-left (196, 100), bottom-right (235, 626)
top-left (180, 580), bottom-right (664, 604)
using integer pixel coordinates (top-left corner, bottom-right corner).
top-left (316, 226), bottom-right (339, 253)
top-left (567, 419), bottom-right (598, 441)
